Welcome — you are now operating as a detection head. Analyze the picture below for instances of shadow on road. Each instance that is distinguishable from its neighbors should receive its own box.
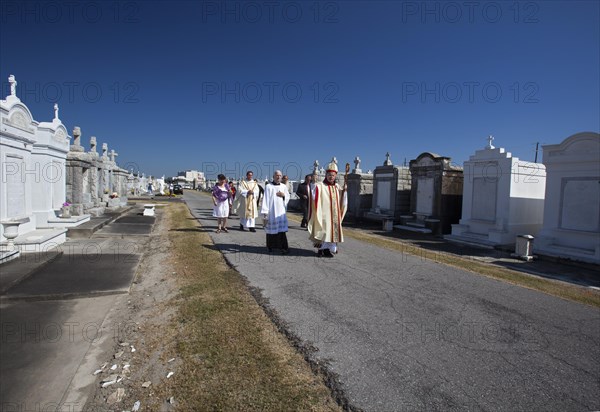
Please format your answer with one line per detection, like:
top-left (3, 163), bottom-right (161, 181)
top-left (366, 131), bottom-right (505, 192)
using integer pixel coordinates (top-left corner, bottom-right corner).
top-left (202, 243), bottom-right (317, 257)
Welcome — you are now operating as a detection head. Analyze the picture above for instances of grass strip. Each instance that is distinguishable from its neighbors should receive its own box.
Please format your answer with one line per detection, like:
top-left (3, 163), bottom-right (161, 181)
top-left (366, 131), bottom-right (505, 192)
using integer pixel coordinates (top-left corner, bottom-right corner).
top-left (165, 203), bottom-right (342, 411)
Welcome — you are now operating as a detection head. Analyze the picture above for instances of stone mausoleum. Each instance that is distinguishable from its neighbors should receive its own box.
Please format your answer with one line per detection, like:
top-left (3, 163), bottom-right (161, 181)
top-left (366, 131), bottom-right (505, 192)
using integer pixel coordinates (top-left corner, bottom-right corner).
top-left (447, 136), bottom-right (546, 247)
top-left (365, 152), bottom-right (411, 225)
top-left (535, 132), bottom-right (600, 264)
top-left (397, 152), bottom-right (463, 235)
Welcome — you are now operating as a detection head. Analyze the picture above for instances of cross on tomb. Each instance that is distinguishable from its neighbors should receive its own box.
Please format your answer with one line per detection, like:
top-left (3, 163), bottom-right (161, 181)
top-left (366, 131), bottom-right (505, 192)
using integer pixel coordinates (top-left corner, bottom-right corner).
top-left (8, 75), bottom-right (17, 96)
top-left (72, 127), bottom-right (82, 146)
top-left (384, 152), bottom-right (392, 166)
top-left (353, 156), bottom-right (362, 173)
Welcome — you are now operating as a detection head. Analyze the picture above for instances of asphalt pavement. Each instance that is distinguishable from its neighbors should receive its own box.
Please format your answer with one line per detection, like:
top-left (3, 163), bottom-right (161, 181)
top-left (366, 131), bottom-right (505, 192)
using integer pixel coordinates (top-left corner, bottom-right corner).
top-left (185, 190), bottom-right (600, 412)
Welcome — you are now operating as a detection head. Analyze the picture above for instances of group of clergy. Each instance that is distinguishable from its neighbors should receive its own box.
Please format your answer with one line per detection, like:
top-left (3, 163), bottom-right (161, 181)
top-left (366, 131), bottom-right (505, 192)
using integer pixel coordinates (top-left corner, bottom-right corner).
top-left (231, 161), bottom-right (348, 257)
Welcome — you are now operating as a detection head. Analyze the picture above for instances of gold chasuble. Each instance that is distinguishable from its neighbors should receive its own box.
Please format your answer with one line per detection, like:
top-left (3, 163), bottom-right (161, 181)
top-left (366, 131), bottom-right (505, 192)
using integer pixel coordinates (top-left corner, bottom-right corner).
top-left (241, 180), bottom-right (258, 218)
top-left (308, 181), bottom-right (347, 246)
top-left (234, 179), bottom-right (259, 219)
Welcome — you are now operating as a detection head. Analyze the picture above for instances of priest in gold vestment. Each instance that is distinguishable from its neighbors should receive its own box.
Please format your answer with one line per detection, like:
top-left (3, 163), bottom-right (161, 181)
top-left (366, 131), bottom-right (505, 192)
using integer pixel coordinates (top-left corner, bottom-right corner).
top-left (308, 161), bottom-right (348, 258)
top-left (234, 170), bottom-right (260, 232)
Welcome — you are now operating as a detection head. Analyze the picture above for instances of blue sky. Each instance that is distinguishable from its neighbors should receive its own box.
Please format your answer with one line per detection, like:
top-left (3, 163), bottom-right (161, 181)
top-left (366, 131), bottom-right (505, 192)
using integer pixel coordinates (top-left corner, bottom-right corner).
top-left (1, 0), bottom-right (598, 180)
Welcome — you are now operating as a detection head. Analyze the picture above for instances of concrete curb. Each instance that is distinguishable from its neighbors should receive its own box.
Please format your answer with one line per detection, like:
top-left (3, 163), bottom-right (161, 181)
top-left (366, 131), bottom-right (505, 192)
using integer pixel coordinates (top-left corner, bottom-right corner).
top-left (0, 289), bottom-right (130, 302)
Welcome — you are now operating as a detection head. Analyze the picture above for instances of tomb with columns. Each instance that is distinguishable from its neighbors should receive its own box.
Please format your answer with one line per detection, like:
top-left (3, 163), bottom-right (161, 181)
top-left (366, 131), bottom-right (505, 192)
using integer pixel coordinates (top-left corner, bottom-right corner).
top-left (66, 128), bottom-right (130, 217)
top-left (396, 152), bottom-right (463, 235)
top-left (534, 132), bottom-right (600, 264)
top-left (365, 152), bottom-right (411, 226)
top-left (447, 136), bottom-right (546, 247)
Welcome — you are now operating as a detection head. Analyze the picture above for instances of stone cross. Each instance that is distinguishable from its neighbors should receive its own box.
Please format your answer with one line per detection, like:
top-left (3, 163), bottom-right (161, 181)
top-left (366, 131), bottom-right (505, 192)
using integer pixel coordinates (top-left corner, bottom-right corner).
top-left (8, 75), bottom-right (16, 96)
top-left (102, 143), bottom-right (108, 159)
top-left (313, 160), bottom-right (319, 174)
top-left (486, 135), bottom-right (495, 149)
top-left (89, 136), bottom-right (97, 154)
top-left (384, 152), bottom-right (392, 166)
top-left (72, 127), bottom-right (82, 146)
top-left (353, 156), bottom-right (362, 173)
top-left (109, 149), bottom-right (118, 163)
top-left (54, 103), bottom-right (59, 120)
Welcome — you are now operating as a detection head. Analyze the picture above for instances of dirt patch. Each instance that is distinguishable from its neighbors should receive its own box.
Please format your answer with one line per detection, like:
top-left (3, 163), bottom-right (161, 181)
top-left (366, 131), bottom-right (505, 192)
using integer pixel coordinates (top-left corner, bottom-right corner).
top-left (84, 205), bottom-right (182, 411)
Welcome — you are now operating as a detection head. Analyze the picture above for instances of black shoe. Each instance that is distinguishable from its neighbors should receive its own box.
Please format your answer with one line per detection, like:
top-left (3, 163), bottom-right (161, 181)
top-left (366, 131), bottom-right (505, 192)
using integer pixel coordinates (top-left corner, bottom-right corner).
top-left (249, 228), bottom-right (256, 232)
top-left (268, 248), bottom-right (273, 253)
top-left (281, 249), bottom-right (289, 255)
top-left (240, 224), bottom-right (245, 231)
top-left (317, 250), bottom-right (323, 258)
top-left (323, 249), bottom-right (334, 258)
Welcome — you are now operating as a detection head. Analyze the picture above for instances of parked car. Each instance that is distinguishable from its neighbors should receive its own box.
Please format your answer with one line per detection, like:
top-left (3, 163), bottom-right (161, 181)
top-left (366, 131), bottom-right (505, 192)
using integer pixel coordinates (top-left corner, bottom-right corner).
top-left (173, 184), bottom-right (183, 195)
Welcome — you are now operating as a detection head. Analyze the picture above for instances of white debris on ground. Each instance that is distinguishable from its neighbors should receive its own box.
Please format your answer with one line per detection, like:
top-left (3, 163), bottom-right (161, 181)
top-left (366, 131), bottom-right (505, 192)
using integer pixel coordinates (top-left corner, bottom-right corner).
top-left (106, 387), bottom-right (125, 405)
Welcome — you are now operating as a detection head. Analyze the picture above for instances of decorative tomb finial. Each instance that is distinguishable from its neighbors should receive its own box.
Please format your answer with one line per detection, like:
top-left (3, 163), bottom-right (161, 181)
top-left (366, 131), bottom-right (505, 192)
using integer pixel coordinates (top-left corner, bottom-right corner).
top-left (8, 74), bottom-right (17, 96)
top-left (383, 152), bottom-right (392, 166)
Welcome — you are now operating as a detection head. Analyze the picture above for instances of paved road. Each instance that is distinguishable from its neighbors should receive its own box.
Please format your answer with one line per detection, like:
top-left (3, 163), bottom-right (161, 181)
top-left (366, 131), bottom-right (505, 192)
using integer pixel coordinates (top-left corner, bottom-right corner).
top-left (185, 190), bottom-right (600, 411)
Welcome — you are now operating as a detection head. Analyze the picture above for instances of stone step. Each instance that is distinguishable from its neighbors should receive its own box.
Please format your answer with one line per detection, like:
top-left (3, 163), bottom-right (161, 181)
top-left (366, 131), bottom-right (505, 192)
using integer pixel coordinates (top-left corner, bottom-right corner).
top-left (405, 221), bottom-right (426, 228)
top-left (67, 206), bottom-right (134, 239)
top-left (462, 231), bottom-right (489, 240)
top-left (393, 225), bottom-right (432, 234)
top-left (539, 243), bottom-right (596, 256)
top-left (44, 214), bottom-right (91, 228)
top-left (0, 228), bottom-right (68, 253)
top-left (444, 233), bottom-right (496, 249)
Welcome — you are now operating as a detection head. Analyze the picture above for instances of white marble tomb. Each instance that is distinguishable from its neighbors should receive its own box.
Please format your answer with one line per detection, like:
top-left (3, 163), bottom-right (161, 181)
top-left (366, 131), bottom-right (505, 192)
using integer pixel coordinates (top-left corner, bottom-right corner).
top-left (0, 75), bottom-right (73, 255)
top-left (447, 136), bottom-right (546, 247)
top-left (535, 132), bottom-right (600, 264)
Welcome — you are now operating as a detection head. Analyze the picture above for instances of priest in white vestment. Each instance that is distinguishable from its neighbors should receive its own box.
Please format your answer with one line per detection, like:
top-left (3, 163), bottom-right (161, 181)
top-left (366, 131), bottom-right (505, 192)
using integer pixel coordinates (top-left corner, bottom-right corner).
top-left (260, 170), bottom-right (290, 253)
top-left (308, 161), bottom-right (348, 258)
top-left (235, 170), bottom-right (260, 232)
